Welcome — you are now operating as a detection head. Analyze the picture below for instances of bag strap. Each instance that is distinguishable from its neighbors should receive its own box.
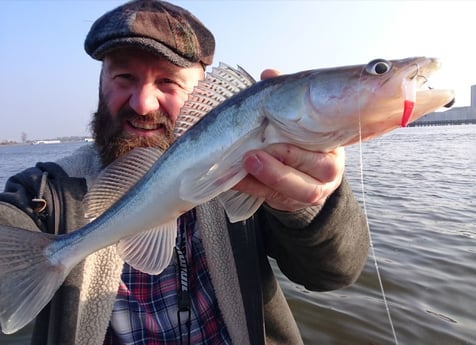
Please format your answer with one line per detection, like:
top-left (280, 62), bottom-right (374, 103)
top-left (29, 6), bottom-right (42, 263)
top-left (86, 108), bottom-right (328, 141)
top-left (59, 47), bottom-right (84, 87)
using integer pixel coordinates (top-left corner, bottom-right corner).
top-left (31, 172), bottom-right (48, 214)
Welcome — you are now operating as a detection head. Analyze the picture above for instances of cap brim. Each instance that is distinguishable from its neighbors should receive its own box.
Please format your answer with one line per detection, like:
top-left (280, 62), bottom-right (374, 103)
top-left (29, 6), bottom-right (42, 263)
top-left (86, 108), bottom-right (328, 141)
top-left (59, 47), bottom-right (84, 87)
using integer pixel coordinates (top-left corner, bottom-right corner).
top-left (90, 37), bottom-right (195, 67)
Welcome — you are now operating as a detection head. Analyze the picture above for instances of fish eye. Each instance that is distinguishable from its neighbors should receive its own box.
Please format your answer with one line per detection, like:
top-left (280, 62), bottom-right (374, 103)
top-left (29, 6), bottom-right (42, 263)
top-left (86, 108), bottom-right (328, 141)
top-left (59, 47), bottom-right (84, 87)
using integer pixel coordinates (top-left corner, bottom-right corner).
top-left (365, 59), bottom-right (392, 75)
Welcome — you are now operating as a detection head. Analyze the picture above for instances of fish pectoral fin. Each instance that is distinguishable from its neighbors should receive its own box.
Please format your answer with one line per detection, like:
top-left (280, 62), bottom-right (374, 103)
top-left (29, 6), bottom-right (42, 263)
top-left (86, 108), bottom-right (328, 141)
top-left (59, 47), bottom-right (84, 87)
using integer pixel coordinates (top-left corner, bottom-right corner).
top-left (218, 190), bottom-right (264, 223)
top-left (180, 128), bottom-right (263, 204)
top-left (180, 161), bottom-right (248, 204)
top-left (117, 220), bottom-right (177, 275)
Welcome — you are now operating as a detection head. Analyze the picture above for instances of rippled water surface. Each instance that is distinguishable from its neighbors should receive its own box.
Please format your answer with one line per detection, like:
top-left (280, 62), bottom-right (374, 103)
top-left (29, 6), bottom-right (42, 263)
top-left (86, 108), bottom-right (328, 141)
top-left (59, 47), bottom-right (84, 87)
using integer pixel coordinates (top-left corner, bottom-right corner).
top-left (0, 125), bottom-right (474, 344)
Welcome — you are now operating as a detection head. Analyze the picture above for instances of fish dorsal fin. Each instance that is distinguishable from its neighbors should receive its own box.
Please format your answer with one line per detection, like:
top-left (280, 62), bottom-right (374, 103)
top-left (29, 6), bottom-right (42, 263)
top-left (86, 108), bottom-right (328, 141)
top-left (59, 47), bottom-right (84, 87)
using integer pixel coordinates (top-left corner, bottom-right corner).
top-left (174, 62), bottom-right (256, 138)
top-left (117, 220), bottom-right (177, 275)
top-left (84, 147), bottom-right (163, 220)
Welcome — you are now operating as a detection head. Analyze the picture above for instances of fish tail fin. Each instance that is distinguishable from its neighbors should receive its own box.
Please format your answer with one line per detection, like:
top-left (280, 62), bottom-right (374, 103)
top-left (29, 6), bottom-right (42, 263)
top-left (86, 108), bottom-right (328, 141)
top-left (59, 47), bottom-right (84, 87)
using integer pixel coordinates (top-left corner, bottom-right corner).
top-left (0, 225), bottom-right (69, 334)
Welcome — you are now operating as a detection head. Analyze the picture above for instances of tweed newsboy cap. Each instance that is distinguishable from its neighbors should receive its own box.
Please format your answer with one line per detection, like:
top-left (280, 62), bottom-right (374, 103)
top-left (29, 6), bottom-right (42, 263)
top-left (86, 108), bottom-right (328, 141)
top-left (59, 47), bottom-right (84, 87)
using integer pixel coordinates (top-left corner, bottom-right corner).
top-left (84, 0), bottom-right (215, 67)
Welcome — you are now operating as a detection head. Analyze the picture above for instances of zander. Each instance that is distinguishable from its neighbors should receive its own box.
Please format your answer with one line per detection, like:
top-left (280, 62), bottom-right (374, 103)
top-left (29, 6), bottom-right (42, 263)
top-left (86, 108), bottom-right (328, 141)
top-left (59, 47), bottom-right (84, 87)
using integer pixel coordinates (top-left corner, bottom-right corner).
top-left (0, 57), bottom-right (454, 334)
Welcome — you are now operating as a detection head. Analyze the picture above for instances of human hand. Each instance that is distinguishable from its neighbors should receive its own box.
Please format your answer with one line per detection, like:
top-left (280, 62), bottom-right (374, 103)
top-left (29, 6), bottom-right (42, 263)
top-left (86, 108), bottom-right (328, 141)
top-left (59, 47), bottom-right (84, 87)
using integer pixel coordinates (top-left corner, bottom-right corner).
top-left (233, 144), bottom-right (345, 212)
top-left (232, 69), bottom-right (345, 212)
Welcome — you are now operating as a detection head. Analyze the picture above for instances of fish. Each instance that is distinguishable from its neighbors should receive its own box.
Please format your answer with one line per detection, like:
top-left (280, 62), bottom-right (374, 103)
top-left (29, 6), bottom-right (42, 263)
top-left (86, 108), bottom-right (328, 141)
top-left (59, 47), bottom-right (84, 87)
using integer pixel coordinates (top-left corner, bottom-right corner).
top-left (0, 57), bottom-right (454, 335)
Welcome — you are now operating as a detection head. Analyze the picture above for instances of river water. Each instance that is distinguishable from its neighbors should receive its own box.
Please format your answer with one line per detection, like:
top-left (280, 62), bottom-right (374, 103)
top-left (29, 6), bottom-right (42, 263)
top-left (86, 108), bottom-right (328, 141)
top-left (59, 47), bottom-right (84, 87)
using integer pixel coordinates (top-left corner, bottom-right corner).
top-left (0, 125), bottom-right (474, 345)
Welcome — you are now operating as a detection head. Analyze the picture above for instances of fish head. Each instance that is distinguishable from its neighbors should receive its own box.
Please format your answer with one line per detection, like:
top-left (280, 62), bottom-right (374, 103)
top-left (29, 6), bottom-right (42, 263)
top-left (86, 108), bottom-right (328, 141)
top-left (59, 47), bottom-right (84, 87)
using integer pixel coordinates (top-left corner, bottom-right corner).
top-left (305, 57), bottom-right (455, 146)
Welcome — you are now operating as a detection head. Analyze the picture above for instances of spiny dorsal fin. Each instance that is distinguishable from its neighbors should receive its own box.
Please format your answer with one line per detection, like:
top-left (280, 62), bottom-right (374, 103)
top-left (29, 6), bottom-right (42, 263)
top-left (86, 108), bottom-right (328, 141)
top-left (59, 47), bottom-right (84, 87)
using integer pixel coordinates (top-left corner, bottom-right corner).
top-left (84, 147), bottom-right (164, 220)
top-left (174, 62), bottom-right (256, 138)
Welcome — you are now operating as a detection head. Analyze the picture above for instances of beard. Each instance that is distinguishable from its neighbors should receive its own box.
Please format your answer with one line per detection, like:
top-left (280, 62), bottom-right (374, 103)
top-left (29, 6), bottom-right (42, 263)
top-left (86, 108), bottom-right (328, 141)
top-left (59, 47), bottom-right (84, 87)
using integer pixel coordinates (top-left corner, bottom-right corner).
top-left (90, 94), bottom-right (174, 167)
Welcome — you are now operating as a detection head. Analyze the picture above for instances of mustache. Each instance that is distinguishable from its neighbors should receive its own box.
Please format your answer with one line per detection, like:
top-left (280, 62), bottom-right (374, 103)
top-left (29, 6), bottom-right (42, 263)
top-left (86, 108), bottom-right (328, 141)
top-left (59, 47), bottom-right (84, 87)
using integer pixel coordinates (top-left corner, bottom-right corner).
top-left (117, 107), bottom-right (169, 127)
top-left (90, 95), bottom-right (175, 167)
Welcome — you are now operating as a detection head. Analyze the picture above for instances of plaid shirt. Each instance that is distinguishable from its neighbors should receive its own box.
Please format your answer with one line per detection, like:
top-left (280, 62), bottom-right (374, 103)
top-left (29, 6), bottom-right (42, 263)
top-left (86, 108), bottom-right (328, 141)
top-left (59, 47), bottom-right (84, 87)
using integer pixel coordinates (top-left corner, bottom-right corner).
top-left (103, 209), bottom-right (232, 345)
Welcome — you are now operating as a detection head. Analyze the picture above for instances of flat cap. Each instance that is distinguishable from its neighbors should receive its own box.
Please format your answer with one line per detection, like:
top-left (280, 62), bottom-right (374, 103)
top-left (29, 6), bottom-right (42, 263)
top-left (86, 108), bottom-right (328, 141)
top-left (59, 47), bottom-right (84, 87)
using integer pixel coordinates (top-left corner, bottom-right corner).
top-left (84, 0), bottom-right (215, 67)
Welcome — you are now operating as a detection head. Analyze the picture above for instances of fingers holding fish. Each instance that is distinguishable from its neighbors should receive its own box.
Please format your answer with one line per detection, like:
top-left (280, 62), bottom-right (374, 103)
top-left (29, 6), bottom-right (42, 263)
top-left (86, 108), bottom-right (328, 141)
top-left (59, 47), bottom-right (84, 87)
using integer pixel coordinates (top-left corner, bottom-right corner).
top-left (233, 144), bottom-right (345, 212)
top-left (264, 144), bottom-right (345, 184)
top-left (260, 68), bottom-right (281, 80)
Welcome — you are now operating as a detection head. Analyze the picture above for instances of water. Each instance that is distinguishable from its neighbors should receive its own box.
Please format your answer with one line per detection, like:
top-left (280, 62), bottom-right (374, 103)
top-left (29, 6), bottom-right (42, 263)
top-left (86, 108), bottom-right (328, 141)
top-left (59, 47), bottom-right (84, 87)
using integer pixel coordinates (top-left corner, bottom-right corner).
top-left (0, 125), bottom-right (474, 345)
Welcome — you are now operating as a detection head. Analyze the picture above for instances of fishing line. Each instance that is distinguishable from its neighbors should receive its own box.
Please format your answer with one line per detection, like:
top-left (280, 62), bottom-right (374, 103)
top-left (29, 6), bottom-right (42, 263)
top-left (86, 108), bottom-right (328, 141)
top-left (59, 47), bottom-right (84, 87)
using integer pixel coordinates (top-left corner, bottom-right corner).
top-left (357, 68), bottom-right (399, 345)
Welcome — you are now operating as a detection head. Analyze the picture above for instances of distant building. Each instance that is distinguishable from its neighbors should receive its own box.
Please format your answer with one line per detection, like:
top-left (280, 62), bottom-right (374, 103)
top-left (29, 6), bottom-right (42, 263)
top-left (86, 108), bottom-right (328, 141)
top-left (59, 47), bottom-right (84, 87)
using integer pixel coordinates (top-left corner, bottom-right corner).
top-left (411, 85), bottom-right (476, 126)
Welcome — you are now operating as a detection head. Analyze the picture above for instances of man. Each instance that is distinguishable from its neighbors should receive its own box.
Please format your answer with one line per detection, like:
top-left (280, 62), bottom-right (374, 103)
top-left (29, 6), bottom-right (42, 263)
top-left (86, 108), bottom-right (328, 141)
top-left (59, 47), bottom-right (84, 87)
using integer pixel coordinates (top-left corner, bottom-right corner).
top-left (0, 1), bottom-right (369, 344)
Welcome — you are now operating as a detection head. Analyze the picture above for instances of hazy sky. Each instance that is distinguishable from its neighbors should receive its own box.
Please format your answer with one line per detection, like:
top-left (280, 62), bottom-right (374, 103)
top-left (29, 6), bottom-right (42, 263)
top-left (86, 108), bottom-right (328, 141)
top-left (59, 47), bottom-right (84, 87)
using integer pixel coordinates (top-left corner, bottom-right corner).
top-left (1, 0), bottom-right (475, 142)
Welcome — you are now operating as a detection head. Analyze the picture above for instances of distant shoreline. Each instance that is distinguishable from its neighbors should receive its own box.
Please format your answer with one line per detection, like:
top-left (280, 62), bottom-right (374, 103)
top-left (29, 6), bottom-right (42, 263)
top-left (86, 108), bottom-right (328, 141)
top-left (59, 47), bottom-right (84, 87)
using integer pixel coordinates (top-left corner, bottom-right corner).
top-left (0, 137), bottom-right (94, 146)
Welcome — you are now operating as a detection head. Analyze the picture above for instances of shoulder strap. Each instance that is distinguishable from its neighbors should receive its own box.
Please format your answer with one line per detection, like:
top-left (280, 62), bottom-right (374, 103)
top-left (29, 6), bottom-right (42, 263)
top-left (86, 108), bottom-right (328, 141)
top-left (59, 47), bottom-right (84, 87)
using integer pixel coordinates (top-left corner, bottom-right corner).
top-left (35, 162), bottom-right (88, 235)
top-left (28, 162), bottom-right (88, 345)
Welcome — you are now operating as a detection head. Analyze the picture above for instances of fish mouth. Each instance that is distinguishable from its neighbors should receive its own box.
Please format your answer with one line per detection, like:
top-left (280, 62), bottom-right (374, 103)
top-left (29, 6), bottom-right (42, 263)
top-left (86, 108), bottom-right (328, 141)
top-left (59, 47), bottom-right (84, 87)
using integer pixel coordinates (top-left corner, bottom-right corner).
top-left (402, 58), bottom-right (455, 126)
top-left (425, 86), bottom-right (455, 108)
top-left (443, 97), bottom-right (456, 108)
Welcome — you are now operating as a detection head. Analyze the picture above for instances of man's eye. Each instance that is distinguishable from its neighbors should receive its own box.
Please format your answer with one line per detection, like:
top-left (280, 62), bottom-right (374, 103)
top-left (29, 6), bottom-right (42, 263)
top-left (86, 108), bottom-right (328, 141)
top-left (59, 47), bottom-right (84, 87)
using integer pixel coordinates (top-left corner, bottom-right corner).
top-left (158, 78), bottom-right (176, 85)
top-left (115, 74), bottom-right (134, 81)
top-left (157, 78), bottom-right (184, 93)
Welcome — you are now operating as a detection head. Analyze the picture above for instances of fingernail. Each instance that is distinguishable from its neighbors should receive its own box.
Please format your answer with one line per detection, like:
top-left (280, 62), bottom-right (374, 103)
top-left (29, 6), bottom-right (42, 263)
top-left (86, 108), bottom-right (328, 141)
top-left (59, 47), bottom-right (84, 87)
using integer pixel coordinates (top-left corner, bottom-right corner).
top-left (245, 154), bottom-right (263, 175)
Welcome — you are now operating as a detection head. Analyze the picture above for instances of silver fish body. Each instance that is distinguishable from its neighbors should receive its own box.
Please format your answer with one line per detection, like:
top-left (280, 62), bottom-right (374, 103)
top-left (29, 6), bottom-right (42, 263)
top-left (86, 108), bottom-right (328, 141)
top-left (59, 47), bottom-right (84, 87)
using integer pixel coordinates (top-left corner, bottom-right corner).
top-left (0, 57), bottom-right (454, 334)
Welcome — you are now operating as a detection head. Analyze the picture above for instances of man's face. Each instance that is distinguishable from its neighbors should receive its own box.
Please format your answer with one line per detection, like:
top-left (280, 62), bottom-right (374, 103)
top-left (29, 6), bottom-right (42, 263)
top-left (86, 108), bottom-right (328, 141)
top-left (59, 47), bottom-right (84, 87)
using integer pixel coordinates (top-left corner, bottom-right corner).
top-left (91, 48), bottom-right (204, 166)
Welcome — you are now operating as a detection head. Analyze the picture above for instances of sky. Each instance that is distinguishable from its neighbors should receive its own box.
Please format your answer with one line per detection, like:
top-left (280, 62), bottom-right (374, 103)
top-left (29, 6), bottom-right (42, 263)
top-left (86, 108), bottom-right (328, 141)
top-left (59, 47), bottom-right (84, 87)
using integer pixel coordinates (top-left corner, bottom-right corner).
top-left (1, 0), bottom-right (475, 142)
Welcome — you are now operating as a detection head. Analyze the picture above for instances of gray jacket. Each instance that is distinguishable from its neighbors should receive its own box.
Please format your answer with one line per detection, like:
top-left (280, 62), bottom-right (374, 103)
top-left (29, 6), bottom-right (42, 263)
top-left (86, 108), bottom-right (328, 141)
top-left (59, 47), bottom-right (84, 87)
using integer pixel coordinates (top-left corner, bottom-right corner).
top-left (0, 145), bottom-right (369, 345)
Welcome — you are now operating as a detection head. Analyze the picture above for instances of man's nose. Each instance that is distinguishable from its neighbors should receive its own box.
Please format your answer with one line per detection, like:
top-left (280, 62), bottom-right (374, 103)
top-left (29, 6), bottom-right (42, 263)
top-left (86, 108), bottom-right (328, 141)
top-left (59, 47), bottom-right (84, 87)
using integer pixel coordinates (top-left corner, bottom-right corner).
top-left (129, 84), bottom-right (160, 115)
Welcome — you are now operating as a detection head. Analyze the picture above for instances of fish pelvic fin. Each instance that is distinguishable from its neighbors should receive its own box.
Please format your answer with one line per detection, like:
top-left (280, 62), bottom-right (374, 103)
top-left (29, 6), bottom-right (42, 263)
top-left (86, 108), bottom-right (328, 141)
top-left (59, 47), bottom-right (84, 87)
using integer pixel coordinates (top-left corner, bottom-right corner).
top-left (0, 225), bottom-right (68, 334)
top-left (117, 220), bottom-right (177, 275)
